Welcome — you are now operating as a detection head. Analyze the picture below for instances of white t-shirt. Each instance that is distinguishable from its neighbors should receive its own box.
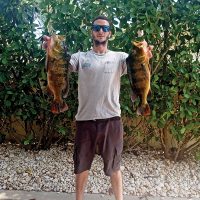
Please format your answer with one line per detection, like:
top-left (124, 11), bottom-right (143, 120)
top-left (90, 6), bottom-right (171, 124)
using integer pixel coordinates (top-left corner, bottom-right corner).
top-left (70, 50), bottom-right (128, 121)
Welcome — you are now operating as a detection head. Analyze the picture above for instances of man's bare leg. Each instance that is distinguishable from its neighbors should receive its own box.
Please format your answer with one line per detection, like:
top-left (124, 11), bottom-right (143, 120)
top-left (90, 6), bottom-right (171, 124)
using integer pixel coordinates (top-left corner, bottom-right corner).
top-left (110, 170), bottom-right (123, 200)
top-left (75, 170), bottom-right (89, 200)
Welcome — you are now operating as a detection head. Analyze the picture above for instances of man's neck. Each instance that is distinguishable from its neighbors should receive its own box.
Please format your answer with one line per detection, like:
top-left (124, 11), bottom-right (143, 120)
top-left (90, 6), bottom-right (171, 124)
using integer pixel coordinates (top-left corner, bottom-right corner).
top-left (92, 44), bottom-right (108, 54)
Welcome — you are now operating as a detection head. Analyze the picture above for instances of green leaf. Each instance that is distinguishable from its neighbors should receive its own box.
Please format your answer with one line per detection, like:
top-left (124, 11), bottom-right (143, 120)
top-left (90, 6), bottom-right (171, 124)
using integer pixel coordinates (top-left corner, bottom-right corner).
top-left (172, 79), bottom-right (176, 85)
top-left (180, 127), bottom-right (186, 134)
top-left (2, 58), bottom-right (8, 64)
top-left (5, 100), bottom-right (11, 107)
top-left (23, 140), bottom-right (30, 145)
top-left (184, 93), bottom-right (190, 98)
top-left (6, 91), bottom-right (13, 94)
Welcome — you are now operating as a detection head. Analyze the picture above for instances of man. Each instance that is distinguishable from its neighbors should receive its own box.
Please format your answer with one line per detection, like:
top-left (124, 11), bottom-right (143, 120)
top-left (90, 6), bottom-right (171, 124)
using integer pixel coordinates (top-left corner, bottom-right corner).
top-left (70, 16), bottom-right (127, 200)
top-left (43, 15), bottom-right (152, 200)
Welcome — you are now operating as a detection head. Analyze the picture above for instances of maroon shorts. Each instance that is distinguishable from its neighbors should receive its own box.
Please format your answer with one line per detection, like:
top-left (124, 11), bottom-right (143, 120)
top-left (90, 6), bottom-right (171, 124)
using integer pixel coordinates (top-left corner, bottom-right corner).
top-left (73, 117), bottom-right (123, 176)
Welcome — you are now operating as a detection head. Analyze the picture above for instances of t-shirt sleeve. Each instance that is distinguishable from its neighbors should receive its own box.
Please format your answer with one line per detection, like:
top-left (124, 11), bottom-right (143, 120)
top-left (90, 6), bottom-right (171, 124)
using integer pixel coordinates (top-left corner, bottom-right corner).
top-left (69, 52), bottom-right (80, 72)
top-left (120, 52), bottom-right (128, 76)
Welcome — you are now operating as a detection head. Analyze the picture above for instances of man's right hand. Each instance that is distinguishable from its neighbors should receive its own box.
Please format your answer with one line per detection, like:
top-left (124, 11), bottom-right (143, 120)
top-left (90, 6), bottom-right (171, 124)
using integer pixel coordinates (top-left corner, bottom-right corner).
top-left (42, 35), bottom-right (71, 63)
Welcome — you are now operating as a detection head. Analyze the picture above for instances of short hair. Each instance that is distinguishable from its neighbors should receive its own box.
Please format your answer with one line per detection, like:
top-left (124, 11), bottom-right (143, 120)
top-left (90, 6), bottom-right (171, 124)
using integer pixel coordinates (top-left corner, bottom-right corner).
top-left (92, 15), bottom-right (111, 26)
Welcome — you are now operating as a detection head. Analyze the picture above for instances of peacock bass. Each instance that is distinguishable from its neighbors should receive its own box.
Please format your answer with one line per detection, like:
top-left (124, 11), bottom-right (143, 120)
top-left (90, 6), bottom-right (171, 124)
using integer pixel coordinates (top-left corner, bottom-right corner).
top-left (43, 34), bottom-right (70, 114)
top-left (126, 40), bottom-right (153, 116)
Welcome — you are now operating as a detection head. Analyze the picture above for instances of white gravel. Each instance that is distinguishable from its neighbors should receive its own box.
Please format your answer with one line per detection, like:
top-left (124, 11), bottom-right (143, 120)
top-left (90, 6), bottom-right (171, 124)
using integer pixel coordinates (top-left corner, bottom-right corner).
top-left (0, 144), bottom-right (200, 198)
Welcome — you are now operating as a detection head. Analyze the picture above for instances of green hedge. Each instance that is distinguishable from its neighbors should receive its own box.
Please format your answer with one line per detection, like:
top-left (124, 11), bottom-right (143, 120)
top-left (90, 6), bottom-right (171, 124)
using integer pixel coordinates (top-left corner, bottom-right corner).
top-left (0, 0), bottom-right (199, 160)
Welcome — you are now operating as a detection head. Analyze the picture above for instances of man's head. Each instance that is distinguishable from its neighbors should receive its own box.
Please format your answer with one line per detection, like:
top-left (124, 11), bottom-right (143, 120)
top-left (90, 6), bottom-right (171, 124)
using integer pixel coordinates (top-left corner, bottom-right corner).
top-left (91, 16), bottom-right (111, 46)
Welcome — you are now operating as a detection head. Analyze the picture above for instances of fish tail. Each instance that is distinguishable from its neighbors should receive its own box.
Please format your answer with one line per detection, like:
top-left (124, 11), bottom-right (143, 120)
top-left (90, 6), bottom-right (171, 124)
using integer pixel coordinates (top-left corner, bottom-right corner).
top-left (137, 103), bottom-right (150, 116)
top-left (51, 100), bottom-right (68, 114)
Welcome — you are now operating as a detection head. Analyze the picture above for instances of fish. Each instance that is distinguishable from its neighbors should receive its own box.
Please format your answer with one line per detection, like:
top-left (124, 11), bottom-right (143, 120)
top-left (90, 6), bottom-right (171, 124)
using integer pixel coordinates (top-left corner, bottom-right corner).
top-left (43, 34), bottom-right (70, 114)
top-left (126, 40), bottom-right (153, 116)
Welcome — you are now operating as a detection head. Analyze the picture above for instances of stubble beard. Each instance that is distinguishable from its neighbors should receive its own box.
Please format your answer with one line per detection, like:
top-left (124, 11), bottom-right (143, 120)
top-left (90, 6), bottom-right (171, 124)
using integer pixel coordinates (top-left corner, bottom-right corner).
top-left (93, 35), bottom-right (109, 46)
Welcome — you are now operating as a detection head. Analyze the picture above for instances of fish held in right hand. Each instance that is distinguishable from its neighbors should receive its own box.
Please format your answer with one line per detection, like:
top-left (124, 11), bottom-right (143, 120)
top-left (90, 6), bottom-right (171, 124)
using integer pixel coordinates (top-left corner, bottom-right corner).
top-left (43, 34), bottom-right (70, 114)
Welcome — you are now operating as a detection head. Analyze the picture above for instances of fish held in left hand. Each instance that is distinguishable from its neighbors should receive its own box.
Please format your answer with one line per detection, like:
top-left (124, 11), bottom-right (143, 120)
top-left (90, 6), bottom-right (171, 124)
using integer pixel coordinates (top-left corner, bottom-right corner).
top-left (43, 34), bottom-right (70, 114)
top-left (126, 40), bottom-right (153, 116)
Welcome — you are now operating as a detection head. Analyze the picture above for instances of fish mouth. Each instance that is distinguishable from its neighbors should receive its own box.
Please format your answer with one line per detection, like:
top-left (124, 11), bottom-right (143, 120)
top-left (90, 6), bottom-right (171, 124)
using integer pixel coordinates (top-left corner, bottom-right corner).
top-left (132, 41), bottom-right (144, 48)
top-left (132, 40), bottom-right (148, 49)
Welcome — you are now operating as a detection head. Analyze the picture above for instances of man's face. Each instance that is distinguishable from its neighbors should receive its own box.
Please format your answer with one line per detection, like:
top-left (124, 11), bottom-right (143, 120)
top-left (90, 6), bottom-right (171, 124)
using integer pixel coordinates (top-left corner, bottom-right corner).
top-left (91, 19), bottom-right (111, 44)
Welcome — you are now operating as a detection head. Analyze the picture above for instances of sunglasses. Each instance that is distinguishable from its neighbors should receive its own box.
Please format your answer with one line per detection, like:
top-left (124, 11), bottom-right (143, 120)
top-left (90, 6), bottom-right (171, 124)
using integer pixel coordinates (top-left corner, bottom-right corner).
top-left (92, 25), bottom-right (110, 32)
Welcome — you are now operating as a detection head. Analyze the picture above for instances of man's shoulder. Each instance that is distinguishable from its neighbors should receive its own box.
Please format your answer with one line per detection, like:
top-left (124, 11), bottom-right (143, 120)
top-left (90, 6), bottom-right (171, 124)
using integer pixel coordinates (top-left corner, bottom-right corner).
top-left (71, 51), bottom-right (91, 57)
top-left (108, 50), bottom-right (128, 59)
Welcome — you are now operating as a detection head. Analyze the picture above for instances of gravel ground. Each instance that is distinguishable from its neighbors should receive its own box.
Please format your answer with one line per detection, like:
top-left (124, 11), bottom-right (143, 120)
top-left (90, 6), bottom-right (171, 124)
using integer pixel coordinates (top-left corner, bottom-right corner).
top-left (0, 144), bottom-right (200, 198)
